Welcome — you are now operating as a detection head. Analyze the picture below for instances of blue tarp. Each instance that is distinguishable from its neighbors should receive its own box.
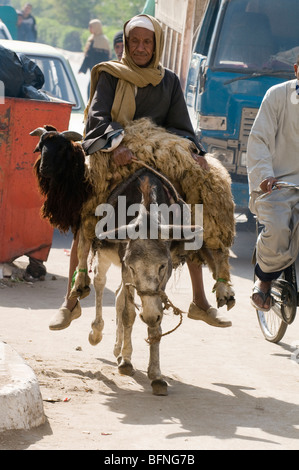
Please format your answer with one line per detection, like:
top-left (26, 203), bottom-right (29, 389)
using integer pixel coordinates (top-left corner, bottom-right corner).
top-left (0, 6), bottom-right (17, 39)
top-left (142, 0), bottom-right (156, 16)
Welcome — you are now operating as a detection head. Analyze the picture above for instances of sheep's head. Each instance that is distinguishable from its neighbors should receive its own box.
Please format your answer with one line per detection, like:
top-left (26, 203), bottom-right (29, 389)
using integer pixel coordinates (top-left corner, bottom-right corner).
top-left (30, 125), bottom-right (83, 178)
top-left (30, 125), bottom-right (91, 233)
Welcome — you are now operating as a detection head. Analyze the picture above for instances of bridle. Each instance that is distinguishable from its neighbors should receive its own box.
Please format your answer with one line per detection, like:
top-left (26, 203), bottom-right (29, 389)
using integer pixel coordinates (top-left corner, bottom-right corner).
top-left (125, 282), bottom-right (184, 344)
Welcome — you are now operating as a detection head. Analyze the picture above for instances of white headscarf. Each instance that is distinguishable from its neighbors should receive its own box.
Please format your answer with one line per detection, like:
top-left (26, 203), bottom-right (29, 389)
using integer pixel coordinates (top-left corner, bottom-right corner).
top-left (124, 15), bottom-right (155, 37)
top-left (86, 15), bottom-right (165, 126)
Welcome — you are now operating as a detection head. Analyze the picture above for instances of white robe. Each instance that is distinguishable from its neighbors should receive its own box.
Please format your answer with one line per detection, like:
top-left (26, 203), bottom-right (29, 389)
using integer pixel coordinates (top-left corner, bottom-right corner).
top-left (247, 78), bottom-right (299, 194)
top-left (247, 79), bottom-right (299, 274)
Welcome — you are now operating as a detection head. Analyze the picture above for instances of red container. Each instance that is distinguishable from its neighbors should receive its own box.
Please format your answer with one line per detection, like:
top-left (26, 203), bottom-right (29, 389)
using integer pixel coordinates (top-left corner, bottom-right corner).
top-left (0, 97), bottom-right (72, 263)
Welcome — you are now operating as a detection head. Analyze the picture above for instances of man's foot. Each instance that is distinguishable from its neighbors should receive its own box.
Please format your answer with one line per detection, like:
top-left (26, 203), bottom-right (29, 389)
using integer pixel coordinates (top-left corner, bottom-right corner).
top-left (49, 301), bottom-right (81, 330)
top-left (187, 302), bottom-right (232, 327)
top-left (24, 257), bottom-right (47, 281)
top-left (251, 280), bottom-right (272, 312)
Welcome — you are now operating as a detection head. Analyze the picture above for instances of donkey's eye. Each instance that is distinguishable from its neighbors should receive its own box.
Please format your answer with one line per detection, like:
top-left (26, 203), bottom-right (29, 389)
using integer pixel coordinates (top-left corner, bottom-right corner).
top-left (129, 266), bottom-right (135, 276)
top-left (159, 264), bottom-right (166, 273)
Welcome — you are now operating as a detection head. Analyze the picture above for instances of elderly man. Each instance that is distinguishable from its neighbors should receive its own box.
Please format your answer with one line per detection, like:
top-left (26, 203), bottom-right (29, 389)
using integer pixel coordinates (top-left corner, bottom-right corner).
top-left (49, 15), bottom-right (232, 330)
top-left (247, 55), bottom-right (299, 311)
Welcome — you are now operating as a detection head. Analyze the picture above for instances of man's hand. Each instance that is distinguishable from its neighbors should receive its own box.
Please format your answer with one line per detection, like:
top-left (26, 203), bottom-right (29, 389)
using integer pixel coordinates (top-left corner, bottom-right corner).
top-left (191, 152), bottom-right (210, 170)
top-left (112, 145), bottom-right (134, 167)
top-left (260, 176), bottom-right (279, 193)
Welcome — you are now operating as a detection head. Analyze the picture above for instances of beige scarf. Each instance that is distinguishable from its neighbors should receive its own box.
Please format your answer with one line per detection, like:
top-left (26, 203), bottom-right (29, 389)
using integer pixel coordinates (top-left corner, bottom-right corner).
top-left (84, 15), bottom-right (165, 127)
top-left (85, 19), bottom-right (110, 53)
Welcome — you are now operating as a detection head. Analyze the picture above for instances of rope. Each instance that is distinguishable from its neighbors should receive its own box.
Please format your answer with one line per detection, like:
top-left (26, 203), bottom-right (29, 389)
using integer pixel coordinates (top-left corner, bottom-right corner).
top-left (131, 156), bottom-right (185, 205)
top-left (125, 282), bottom-right (185, 344)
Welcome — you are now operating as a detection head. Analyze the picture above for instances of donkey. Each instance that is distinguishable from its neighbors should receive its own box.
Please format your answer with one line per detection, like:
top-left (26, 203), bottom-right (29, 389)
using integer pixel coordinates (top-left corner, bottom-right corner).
top-left (86, 169), bottom-right (202, 395)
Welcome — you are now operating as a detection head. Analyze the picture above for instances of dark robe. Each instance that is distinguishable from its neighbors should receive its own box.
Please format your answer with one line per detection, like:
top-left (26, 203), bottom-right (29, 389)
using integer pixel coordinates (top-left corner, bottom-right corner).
top-left (82, 70), bottom-right (205, 155)
top-left (79, 44), bottom-right (110, 74)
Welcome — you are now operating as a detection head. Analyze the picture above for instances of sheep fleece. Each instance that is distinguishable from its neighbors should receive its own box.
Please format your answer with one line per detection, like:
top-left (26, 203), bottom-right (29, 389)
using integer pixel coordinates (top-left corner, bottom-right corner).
top-left (83, 118), bottom-right (235, 251)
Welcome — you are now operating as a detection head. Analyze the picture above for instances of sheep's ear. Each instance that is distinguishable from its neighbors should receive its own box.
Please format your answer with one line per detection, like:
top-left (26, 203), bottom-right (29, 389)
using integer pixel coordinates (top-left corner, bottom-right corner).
top-left (44, 125), bottom-right (57, 132)
top-left (30, 127), bottom-right (47, 137)
top-left (61, 131), bottom-right (83, 142)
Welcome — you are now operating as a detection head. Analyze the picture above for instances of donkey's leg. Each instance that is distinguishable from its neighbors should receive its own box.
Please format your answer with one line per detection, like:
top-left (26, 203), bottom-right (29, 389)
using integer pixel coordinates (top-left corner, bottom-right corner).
top-left (113, 283), bottom-right (125, 359)
top-left (89, 250), bottom-right (111, 346)
top-left (117, 268), bottom-right (136, 377)
top-left (147, 326), bottom-right (168, 396)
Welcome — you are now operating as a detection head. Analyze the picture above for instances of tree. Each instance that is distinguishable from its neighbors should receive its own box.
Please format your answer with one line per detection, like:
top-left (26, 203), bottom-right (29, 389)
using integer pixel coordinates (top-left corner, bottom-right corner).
top-left (9, 0), bottom-right (147, 50)
top-left (95, 0), bottom-right (145, 29)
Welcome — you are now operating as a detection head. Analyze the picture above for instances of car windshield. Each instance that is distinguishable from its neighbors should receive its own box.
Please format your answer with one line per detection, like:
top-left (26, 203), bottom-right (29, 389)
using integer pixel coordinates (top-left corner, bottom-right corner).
top-left (27, 55), bottom-right (80, 109)
top-left (213, 0), bottom-right (299, 74)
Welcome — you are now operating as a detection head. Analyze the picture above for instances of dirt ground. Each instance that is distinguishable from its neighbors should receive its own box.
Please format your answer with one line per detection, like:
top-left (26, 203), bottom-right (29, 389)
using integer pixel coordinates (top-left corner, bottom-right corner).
top-left (0, 227), bottom-right (299, 451)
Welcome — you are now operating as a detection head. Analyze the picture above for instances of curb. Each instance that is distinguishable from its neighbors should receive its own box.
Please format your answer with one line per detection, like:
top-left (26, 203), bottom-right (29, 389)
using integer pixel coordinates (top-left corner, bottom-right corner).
top-left (0, 341), bottom-right (45, 432)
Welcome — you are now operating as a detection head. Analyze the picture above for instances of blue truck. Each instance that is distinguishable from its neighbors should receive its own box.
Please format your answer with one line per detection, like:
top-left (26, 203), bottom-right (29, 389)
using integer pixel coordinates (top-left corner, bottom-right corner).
top-left (186, 0), bottom-right (299, 220)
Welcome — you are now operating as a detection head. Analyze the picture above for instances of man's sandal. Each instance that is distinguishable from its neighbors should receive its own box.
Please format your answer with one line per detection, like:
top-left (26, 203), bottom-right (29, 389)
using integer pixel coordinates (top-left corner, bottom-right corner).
top-left (251, 285), bottom-right (272, 312)
top-left (49, 301), bottom-right (81, 330)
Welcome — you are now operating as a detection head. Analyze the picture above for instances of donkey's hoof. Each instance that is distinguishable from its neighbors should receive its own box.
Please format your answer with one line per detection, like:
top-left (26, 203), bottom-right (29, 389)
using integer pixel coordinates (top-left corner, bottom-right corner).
top-left (151, 379), bottom-right (168, 396)
top-left (69, 285), bottom-right (91, 300)
top-left (88, 319), bottom-right (104, 346)
top-left (227, 297), bottom-right (236, 311)
top-left (88, 329), bottom-right (103, 346)
top-left (118, 360), bottom-right (134, 376)
top-left (79, 286), bottom-right (91, 300)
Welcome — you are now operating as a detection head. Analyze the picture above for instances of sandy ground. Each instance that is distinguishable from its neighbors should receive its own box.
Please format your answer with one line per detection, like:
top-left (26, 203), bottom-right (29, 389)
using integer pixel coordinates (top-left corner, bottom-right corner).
top-left (0, 227), bottom-right (299, 450)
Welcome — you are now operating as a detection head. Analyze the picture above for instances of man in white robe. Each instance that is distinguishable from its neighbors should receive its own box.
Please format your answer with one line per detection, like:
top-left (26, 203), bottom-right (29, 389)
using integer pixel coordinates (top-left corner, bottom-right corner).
top-left (247, 55), bottom-right (299, 311)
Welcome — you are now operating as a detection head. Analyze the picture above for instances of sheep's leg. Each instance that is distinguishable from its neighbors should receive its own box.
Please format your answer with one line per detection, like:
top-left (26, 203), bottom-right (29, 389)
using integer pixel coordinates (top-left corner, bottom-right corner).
top-left (116, 267), bottom-right (136, 377)
top-left (69, 228), bottom-right (91, 300)
top-left (89, 250), bottom-right (111, 346)
top-left (210, 248), bottom-right (235, 310)
top-left (147, 327), bottom-right (168, 396)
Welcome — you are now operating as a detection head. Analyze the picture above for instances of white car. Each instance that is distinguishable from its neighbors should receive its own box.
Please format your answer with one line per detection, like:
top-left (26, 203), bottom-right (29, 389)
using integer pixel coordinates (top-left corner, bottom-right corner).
top-left (0, 39), bottom-right (85, 133)
top-left (0, 20), bottom-right (12, 39)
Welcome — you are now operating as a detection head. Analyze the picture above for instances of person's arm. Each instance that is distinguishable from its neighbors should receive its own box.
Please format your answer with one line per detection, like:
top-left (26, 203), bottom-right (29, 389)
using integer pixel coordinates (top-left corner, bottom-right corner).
top-left (32, 15), bottom-right (37, 41)
top-left (79, 55), bottom-right (89, 74)
top-left (247, 87), bottom-right (279, 192)
top-left (82, 72), bottom-right (124, 154)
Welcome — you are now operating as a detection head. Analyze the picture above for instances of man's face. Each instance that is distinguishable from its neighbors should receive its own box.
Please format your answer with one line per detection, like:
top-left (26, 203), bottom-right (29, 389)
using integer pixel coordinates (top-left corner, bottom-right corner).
top-left (23, 5), bottom-right (32, 17)
top-left (127, 27), bottom-right (155, 67)
top-left (294, 63), bottom-right (299, 80)
top-left (114, 42), bottom-right (124, 61)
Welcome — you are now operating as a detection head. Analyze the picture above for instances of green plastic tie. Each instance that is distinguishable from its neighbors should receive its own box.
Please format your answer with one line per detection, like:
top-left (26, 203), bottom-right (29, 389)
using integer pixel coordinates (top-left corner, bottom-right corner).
top-left (71, 268), bottom-right (87, 288)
